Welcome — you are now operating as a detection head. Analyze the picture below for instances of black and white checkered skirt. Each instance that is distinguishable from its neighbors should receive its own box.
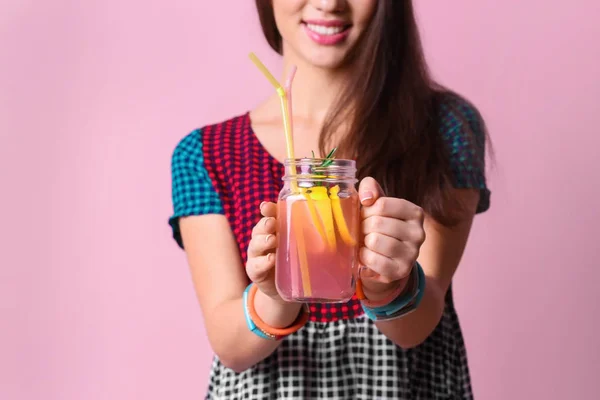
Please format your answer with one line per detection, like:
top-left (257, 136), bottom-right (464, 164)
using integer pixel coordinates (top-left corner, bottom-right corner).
top-left (205, 302), bottom-right (474, 399)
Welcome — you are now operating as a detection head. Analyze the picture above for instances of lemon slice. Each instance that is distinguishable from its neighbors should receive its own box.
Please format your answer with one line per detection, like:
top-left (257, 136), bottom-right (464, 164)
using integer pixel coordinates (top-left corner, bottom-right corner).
top-left (308, 186), bottom-right (337, 252)
top-left (329, 185), bottom-right (357, 246)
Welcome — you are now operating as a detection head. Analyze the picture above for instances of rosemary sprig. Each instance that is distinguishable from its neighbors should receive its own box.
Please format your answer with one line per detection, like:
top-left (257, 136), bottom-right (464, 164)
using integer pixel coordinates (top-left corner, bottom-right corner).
top-left (310, 147), bottom-right (337, 186)
top-left (320, 147), bottom-right (337, 167)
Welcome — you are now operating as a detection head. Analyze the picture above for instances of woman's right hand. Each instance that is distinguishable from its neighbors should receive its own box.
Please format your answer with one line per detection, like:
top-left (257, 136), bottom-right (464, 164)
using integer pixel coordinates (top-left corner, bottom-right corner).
top-left (246, 201), bottom-right (281, 301)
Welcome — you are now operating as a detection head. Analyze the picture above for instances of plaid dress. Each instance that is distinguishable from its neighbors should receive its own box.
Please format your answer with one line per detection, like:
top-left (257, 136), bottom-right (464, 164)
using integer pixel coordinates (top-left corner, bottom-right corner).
top-left (169, 95), bottom-right (490, 399)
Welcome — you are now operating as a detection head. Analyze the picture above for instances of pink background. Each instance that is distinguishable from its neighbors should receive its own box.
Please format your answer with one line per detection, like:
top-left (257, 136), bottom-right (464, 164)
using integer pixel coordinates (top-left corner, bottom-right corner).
top-left (2, 1), bottom-right (599, 399)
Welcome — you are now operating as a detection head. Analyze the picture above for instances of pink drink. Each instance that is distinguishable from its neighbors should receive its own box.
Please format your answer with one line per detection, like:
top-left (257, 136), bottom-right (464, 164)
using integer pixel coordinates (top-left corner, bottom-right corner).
top-left (275, 158), bottom-right (360, 303)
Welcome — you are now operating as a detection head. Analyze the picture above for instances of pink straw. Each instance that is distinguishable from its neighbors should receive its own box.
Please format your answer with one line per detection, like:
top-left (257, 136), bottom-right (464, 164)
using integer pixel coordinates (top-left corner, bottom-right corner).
top-left (285, 66), bottom-right (297, 91)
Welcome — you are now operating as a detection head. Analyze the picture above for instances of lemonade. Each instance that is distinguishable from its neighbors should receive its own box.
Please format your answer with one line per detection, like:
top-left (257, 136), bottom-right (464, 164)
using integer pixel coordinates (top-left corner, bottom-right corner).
top-left (275, 158), bottom-right (360, 303)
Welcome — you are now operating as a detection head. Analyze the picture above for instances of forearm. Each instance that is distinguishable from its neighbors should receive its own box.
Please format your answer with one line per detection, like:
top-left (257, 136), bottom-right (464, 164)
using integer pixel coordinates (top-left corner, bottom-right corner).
top-left (206, 291), bottom-right (302, 373)
top-left (374, 276), bottom-right (446, 349)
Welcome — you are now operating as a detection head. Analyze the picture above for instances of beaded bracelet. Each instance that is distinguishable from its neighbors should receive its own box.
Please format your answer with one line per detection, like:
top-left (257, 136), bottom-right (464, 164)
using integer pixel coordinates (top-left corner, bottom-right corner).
top-left (243, 283), bottom-right (310, 340)
top-left (361, 262), bottom-right (426, 322)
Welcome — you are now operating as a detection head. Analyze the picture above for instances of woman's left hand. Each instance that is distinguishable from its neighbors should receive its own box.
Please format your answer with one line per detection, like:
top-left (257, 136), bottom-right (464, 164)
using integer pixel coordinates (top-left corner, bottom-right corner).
top-left (358, 177), bottom-right (426, 298)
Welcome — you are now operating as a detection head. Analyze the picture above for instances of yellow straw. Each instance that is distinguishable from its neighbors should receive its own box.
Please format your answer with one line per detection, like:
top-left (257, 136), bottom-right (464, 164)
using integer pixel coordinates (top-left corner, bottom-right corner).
top-left (249, 52), bottom-right (312, 297)
top-left (248, 53), bottom-right (284, 94)
top-left (284, 65), bottom-right (297, 156)
top-left (248, 53), bottom-right (295, 160)
top-left (279, 95), bottom-right (296, 161)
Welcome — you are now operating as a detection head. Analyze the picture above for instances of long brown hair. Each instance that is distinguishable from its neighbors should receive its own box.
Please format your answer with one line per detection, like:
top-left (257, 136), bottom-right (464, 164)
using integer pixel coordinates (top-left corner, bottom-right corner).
top-left (255, 0), bottom-right (489, 224)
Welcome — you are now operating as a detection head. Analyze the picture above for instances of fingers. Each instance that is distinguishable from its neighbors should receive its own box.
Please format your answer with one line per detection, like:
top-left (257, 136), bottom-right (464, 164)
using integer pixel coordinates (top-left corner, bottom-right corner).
top-left (362, 196), bottom-right (425, 222)
top-left (248, 201), bottom-right (278, 259)
top-left (359, 248), bottom-right (410, 283)
top-left (359, 243), bottom-right (416, 282)
top-left (252, 215), bottom-right (276, 236)
top-left (362, 216), bottom-right (426, 243)
top-left (260, 201), bottom-right (277, 218)
top-left (360, 224), bottom-right (421, 281)
top-left (248, 217), bottom-right (276, 258)
top-left (358, 177), bottom-right (386, 206)
top-left (357, 180), bottom-right (425, 286)
top-left (363, 230), bottom-right (420, 262)
top-left (364, 232), bottom-right (404, 259)
top-left (246, 253), bottom-right (275, 283)
top-left (248, 231), bottom-right (277, 258)
top-left (360, 227), bottom-right (421, 283)
top-left (246, 201), bottom-right (279, 290)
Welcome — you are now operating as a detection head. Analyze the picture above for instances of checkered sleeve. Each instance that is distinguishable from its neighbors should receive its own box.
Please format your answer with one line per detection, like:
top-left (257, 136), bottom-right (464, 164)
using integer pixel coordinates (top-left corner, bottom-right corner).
top-left (439, 95), bottom-right (491, 213)
top-left (168, 129), bottom-right (224, 249)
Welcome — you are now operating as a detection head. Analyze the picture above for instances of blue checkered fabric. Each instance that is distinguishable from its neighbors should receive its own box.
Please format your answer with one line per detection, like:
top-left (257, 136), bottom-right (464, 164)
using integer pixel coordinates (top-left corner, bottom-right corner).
top-left (169, 129), bottom-right (224, 248)
top-left (440, 94), bottom-right (491, 213)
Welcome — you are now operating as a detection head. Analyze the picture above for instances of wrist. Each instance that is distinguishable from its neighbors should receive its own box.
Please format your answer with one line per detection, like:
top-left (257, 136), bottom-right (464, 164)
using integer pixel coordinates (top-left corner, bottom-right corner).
top-left (361, 276), bottom-right (410, 303)
top-left (253, 287), bottom-right (303, 329)
top-left (360, 262), bottom-right (426, 322)
top-left (243, 283), bottom-right (310, 341)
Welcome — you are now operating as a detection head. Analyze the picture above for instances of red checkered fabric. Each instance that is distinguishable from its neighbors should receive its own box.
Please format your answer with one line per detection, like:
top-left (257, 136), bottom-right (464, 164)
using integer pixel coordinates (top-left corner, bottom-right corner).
top-left (201, 113), bottom-right (363, 323)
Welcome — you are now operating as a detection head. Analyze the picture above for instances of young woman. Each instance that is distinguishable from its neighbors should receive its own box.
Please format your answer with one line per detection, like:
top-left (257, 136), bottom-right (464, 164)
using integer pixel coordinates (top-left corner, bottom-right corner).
top-left (168, 0), bottom-right (490, 398)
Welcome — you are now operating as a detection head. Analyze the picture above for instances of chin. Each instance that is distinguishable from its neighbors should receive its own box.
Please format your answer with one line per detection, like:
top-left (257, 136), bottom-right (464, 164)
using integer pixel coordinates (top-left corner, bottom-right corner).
top-left (300, 49), bottom-right (350, 70)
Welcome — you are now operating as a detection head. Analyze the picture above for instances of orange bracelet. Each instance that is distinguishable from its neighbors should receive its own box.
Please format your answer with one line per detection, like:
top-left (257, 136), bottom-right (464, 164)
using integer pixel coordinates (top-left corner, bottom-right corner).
top-left (247, 284), bottom-right (309, 338)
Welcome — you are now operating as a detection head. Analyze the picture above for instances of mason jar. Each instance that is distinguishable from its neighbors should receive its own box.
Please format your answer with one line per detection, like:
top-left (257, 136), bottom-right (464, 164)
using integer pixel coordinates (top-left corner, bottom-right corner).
top-left (275, 158), bottom-right (360, 303)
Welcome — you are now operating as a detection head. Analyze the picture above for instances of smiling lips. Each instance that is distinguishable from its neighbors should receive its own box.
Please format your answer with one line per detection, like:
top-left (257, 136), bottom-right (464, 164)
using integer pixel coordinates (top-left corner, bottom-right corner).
top-left (302, 19), bottom-right (351, 45)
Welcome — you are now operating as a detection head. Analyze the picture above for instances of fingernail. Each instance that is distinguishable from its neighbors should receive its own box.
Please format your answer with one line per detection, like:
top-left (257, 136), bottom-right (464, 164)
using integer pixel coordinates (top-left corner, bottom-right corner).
top-left (360, 191), bottom-right (374, 203)
top-left (265, 234), bottom-right (273, 244)
top-left (267, 253), bottom-right (274, 262)
top-left (263, 217), bottom-right (272, 227)
top-left (259, 201), bottom-right (266, 210)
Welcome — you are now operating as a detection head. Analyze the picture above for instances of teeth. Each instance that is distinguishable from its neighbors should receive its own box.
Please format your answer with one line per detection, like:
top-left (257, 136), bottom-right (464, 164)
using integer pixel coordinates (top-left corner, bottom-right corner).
top-left (306, 23), bottom-right (345, 36)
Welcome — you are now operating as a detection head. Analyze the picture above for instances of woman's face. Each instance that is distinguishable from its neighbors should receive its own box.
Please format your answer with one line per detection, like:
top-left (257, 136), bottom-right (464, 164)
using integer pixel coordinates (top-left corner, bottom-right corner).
top-left (272, 0), bottom-right (377, 69)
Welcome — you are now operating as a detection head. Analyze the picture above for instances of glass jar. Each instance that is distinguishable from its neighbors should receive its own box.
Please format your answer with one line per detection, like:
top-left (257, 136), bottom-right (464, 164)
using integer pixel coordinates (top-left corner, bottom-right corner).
top-left (275, 158), bottom-right (360, 303)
